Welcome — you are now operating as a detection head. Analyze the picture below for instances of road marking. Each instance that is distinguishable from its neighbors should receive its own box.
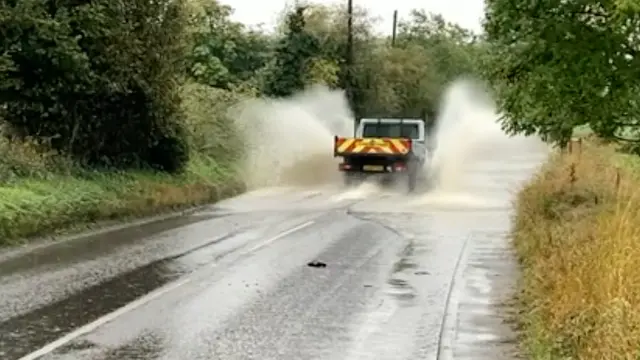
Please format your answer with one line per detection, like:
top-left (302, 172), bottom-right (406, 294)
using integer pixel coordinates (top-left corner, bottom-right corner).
top-left (18, 221), bottom-right (314, 360)
top-left (245, 220), bottom-right (315, 253)
top-left (436, 235), bottom-right (472, 360)
top-left (17, 278), bottom-right (192, 360)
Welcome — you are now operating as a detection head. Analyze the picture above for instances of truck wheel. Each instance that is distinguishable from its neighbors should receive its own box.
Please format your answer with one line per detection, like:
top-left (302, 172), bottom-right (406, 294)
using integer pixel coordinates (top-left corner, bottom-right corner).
top-left (407, 161), bottom-right (418, 193)
top-left (408, 172), bottom-right (417, 193)
top-left (343, 172), bottom-right (358, 187)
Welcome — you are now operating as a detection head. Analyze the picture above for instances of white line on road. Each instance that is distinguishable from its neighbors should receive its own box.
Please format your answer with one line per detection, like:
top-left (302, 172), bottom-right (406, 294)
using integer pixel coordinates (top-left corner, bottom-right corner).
top-left (244, 220), bottom-right (315, 253)
top-left (17, 278), bottom-right (192, 360)
top-left (436, 235), bottom-right (472, 360)
top-left (18, 220), bottom-right (316, 360)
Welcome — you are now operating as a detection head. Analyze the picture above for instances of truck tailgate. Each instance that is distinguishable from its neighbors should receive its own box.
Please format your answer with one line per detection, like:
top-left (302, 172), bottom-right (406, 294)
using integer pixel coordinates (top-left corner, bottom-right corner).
top-left (333, 136), bottom-right (412, 157)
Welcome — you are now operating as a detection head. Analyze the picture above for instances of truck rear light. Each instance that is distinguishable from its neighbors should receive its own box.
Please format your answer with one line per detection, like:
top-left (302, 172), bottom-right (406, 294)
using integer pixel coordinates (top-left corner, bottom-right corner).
top-left (339, 163), bottom-right (351, 170)
top-left (393, 162), bottom-right (406, 171)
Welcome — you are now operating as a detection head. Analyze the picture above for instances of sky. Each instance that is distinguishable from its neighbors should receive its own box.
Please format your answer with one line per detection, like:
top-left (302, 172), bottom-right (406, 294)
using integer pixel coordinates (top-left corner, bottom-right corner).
top-left (219, 0), bottom-right (486, 35)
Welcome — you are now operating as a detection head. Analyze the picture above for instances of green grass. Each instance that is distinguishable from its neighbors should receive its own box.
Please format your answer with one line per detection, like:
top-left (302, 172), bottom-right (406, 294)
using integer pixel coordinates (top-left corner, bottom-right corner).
top-left (0, 83), bottom-right (249, 246)
top-left (0, 154), bottom-right (244, 245)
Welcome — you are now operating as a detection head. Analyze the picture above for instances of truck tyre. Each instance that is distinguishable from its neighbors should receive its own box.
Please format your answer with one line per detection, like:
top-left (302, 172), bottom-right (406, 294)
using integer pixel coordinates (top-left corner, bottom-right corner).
top-left (407, 161), bottom-right (418, 193)
top-left (408, 171), bottom-right (417, 193)
top-left (343, 172), bottom-right (357, 187)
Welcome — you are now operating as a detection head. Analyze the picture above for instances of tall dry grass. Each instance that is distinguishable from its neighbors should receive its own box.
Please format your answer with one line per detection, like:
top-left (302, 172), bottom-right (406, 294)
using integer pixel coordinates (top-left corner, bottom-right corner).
top-left (514, 140), bottom-right (640, 359)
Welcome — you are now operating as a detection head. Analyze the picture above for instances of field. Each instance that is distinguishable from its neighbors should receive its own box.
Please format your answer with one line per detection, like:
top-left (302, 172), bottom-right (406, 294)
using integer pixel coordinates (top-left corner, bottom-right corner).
top-left (513, 138), bottom-right (640, 359)
top-left (0, 84), bottom-right (246, 246)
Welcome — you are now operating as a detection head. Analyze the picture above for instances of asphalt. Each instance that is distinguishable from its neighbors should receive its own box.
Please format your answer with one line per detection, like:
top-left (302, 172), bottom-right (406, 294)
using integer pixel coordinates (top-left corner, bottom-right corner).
top-left (0, 142), bottom-right (547, 360)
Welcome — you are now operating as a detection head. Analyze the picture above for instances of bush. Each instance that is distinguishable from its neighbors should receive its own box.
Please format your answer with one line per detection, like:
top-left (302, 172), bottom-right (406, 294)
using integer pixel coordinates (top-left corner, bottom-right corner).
top-left (0, 83), bottom-right (246, 245)
top-left (513, 140), bottom-right (640, 359)
top-left (0, 0), bottom-right (190, 172)
top-left (181, 83), bottom-right (247, 165)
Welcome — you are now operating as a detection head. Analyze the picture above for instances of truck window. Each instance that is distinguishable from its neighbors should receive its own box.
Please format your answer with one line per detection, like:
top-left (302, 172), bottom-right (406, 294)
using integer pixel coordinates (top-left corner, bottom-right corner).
top-left (362, 123), bottom-right (420, 139)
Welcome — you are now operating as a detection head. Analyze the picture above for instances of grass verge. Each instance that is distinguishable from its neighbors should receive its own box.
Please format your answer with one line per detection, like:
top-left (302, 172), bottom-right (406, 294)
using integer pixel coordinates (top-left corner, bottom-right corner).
top-left (0, 83), bottom-right (249, 246)
top-left (513, 139), bottom-right (640, 359)
top-left (0, 152), bottom-right (244, 245)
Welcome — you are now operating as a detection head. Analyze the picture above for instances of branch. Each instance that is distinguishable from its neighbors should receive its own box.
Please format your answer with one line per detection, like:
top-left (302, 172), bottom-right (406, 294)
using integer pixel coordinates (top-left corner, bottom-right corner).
top-left (611, 133), bottom-right (640, 142)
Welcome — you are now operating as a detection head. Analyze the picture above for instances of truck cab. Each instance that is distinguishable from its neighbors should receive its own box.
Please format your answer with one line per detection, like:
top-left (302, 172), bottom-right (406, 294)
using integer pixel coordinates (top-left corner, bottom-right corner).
top-left (356, 118), bottom-right (425, 142)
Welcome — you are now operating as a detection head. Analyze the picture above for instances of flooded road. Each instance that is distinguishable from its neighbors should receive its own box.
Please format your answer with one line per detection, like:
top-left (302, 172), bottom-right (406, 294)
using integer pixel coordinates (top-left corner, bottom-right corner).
top-left (0, 145), bottom-right (546, 360)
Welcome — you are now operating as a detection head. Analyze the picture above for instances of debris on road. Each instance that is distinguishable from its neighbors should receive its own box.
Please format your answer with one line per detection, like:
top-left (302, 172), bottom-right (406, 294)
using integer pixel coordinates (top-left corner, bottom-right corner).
top-left (307, 261), bottom-right (327, 268)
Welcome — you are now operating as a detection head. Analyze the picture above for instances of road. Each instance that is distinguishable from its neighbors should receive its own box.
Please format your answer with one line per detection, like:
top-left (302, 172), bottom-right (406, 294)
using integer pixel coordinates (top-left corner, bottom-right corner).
top-left (0, 144), bottom-right (546, 360)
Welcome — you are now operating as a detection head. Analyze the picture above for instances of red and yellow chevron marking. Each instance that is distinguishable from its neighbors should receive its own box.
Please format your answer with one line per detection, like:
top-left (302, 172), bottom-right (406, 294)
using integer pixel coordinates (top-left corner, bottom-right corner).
top-left (334, 137), bottom-right (411, 155)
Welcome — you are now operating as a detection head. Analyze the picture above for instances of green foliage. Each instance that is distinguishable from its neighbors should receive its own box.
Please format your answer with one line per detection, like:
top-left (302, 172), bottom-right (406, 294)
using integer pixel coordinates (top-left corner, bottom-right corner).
top-left (186, 0), bottom-right (272, 89)
top-left (0, 0), bottom-right (191, 171)
top-left (0, 0), bottom-right (485, 172)
top-left (0, 0), bottom-right (485, 243)
top-left (305, 58), bottom-right (340, 87)
top-left (296, 4), bottom-right (483, 119)
top-left (180, 82), bottom-right (246, 164)
top-left (0, 0), bottom-right (487, 162)
top-left (263, 6), bottom-right (321, 98)
top-left (0, 154), bottom-right (242, 244)
top-left (484, 0), bottom-right (640, 147)
top-left (615, 0), bottom-right (640, 13)
top-left (397, 11), bottom-right (478, 77)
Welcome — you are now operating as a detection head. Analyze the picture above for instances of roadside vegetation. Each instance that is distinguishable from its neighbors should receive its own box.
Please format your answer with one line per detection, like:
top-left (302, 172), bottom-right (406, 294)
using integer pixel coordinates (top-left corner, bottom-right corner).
top-left (484, 0), bottom-right (640, 358)
top-left (7, 0), bottom-right (640, 355)
top-left (0, 0), bottom-right (482, 244)
top-left (512, 140), bottom-right (640, 359)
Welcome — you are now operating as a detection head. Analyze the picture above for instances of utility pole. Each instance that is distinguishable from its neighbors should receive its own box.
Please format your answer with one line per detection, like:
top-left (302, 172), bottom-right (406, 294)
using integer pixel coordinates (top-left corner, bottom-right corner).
top-left (346, 0), bottom-right (355, 128)
top-left (391, 10), bottom-right (398, 47)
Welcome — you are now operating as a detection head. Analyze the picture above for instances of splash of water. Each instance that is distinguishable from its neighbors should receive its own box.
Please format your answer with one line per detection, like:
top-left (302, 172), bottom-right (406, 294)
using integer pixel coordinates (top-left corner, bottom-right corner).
top-left (427, 79), bottom-right (501, 191)
top-left (230, 85), bottom-right (354, 189)
top-left (415, 78), bottom-right (548, 208)
top-left (231, 79), bottom-right (547, 204)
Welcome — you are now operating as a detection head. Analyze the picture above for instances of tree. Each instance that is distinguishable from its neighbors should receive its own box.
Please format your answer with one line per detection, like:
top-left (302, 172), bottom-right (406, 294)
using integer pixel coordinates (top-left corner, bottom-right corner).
top-left (397, 11), bottom-right (479, 88)
top-left (299, 4), bottom-right (382, 117)
top-left (484, 0), bottom-right (640, 147)
top-left (263, 6), bottom-right (320, 98)
top-left (0, 0), bottom-right (487, 176)
top-left (185, 0), bottom-right (272, 89)
top-left (305, 58), bottom-right (340, 87)
top-left (293, 5), bottom-right (484, 119)
top-left (0, 0), bottom-right (191, 171)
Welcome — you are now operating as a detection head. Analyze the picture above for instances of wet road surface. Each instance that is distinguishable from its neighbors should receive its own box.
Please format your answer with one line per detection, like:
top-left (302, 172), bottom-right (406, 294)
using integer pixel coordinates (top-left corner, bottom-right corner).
top-left (0, 146), bottom-right (546, 360)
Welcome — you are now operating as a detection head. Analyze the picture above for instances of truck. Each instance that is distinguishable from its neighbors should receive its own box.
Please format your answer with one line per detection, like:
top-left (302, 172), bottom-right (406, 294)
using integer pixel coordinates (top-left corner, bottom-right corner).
top-left (333, 117), bottom-right (433, 192)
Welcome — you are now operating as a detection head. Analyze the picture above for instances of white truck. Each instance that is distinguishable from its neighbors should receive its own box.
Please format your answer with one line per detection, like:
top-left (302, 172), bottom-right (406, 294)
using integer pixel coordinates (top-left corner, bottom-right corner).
top-left (333, 118), bottom-right (432, 192)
